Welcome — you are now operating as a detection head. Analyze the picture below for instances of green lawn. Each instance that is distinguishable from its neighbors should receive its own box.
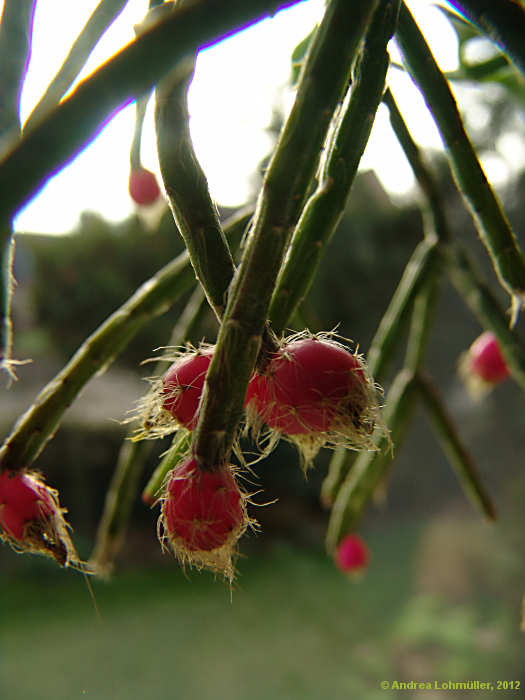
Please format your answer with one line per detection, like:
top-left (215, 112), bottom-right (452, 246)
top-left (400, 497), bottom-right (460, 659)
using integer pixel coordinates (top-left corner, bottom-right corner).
top-left (2, 521), bottom-right (522, 700)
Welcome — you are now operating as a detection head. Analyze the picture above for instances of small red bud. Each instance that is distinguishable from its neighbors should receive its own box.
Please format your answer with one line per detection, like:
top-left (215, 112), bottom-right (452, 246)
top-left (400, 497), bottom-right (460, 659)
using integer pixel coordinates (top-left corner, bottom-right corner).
top-left (459, 331), bottom-right (510, 399)
top-left (335, 534), bottom-right (369, 575)
top-left (468, 331), bottom-right (509, 383)
top-left (129, 168), bottom-right (161, 205)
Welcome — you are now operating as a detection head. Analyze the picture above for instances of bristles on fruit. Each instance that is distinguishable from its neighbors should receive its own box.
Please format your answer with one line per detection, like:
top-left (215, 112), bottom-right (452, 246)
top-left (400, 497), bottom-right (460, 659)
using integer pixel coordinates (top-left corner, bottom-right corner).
top-left (158, 457), bottom-right (252, 582)
top-left (130, 344), bottom-right (214, 440)
top-left (246, 331), bottom-right (388, 470)
top-left (0, 470), bottom-right (80, 568)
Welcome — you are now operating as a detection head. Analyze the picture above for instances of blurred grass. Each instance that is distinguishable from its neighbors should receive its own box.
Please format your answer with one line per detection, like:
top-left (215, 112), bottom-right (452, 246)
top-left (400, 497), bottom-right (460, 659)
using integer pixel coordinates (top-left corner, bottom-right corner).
top-left (2, 519), bottom-right (522, 700)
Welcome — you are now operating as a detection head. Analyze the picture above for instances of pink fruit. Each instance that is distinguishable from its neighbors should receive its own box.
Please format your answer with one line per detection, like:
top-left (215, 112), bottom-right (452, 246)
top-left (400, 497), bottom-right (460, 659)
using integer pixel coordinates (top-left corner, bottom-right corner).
top-left (162, 348), bottom-right (214, 430)
top-left (129, 167), bottom-right (161, 205)
top-left (468, 331), bottom-right (509, 383)
top-left (335, 534), bottom-right (369, 574)
top-left (248, 337), bottom-right (367, 435)
top-left (0, 471), bottom-right (54, 542)
top-left (162, 457), bottom-right (243, 552)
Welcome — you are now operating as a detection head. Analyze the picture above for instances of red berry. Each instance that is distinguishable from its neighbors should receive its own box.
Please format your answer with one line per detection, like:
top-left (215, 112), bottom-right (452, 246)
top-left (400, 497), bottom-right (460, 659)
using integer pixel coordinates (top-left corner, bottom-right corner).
top-left (162, 348), bottom-right (214, 430)
top-left (0, 471), bottom-right (54, 542)
top-left (335, 534), bottom-right (369, 574)
top-left (468, 331), bottom-right (509, 383)
top-left (162, 458), bottom-right (243, 552)
top-left (129, 168), bottom-right (161, 205)
top-left (249, 338), bottom-right (367, 435)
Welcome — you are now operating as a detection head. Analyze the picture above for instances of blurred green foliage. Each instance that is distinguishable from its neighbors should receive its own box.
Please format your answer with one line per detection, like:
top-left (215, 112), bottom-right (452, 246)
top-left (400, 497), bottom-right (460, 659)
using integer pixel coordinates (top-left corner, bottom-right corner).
top-left (16, 208), bottom-right (210, 366)
top-left (2, 523), bottom-right (523, 700)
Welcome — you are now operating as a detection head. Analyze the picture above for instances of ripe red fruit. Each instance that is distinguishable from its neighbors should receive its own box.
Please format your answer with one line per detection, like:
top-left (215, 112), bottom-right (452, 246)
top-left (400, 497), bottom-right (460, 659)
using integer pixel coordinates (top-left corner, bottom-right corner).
top-left (468, 331), bottom-right (509, 383)
top-left (247, 337), bottom-right (369, 435)
top-left (162, 348), bottom-right (214, 430)
top-left (162, 457), bottom-right (244, 553)
top-left (129, 167), bottom-right (161, 205)
top-left (0, 471), bottom-right (54, 541)
top-left (0, 470), bottom-right (78, 567)
top-left (335, 533), bottom-right (369, 574)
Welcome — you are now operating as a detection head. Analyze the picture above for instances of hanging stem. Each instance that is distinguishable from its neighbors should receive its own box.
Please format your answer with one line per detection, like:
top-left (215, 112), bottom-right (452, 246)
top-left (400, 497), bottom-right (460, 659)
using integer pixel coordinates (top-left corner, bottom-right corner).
top-left (382, 88), bottom-right (451, 243)
top-left (89, 438), bottom-right (152, 573)
top-left (129, 95), bottom-right (148, 171)
top-left (23, 0), bottom-right (130, 133)
top-left (416, 370), bottom-right (496, 520)
top-left (269, 0), bottom-right (400, 333)
top-left (0, 0), bottom-right (36, 379)
top-left (155, 61), bottom-right (236, 320)
top-left (367, 236), bottom-right (440, 380)
top-left (396, 2), bottom-right (525, 319)
top-left (191, 0), bottom-right (378, 471)
top-left (0, 0), bottom-right (306, 228)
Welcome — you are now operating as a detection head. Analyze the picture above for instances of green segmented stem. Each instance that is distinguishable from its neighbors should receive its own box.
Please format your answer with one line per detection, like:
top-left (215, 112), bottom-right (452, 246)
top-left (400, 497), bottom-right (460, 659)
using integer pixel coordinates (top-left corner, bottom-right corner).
top-left (445, 242), bottom-right (525, 395)
top-left (325, 368), bottom-right (418, 551)
top-left (367, 237), bottom-right (440, 380)
top-left (191, 0), bottom-right (378, 470)
top-left (156, 64), bottom-right (236, 320)
top-left (23, 0), bottom-right (130, 134)
top-left (0, 225), bottom-right (15, 380)
top-left (89, 438), bottom-right (152, 573)
top-left (269, 0), bottom-right (399, 333)
top-left (0, 0), bottom-right (35, 147)
top-left (416, 370), bottom-right (496, 520)
top-left (404, 274), bottom-right (441, 374)
top-left (446, 0), bottom-right (525, 78)
top-left (0, 0), bottom-right (305, 230)
top-left (129, 94), bottom-right (148, 171)
top-left (320, 443), bottom-right (349, 509)
top-left (396, 3), bottom-right (525, 315)
top-left (383, 88), bottom-right (450, 243)
top-left (0, 0), bottom-right (35, 378)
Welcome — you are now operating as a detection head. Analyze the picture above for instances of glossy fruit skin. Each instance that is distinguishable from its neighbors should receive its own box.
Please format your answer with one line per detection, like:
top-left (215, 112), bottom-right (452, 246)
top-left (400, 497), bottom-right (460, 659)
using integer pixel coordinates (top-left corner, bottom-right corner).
top-left (162, 349), bottom-right (213, 430)
top-left (335, 534), bottom-right (369, 573)
top-left (247, 338), bottom-right (366, 435)
top-left (163, 458), bottom-right (243, 552)
top-left (0, 471), bottom-right (53, 541)
top-left (469, 331), bottom-right (509, 383)
top-left (129, 168), bottom-right (161, 205)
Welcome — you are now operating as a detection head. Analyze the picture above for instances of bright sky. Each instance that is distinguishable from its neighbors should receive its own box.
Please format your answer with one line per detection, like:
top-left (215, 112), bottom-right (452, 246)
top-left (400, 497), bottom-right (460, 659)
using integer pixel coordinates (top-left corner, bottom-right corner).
top-left (4, 0), bottom-right (471, 234)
